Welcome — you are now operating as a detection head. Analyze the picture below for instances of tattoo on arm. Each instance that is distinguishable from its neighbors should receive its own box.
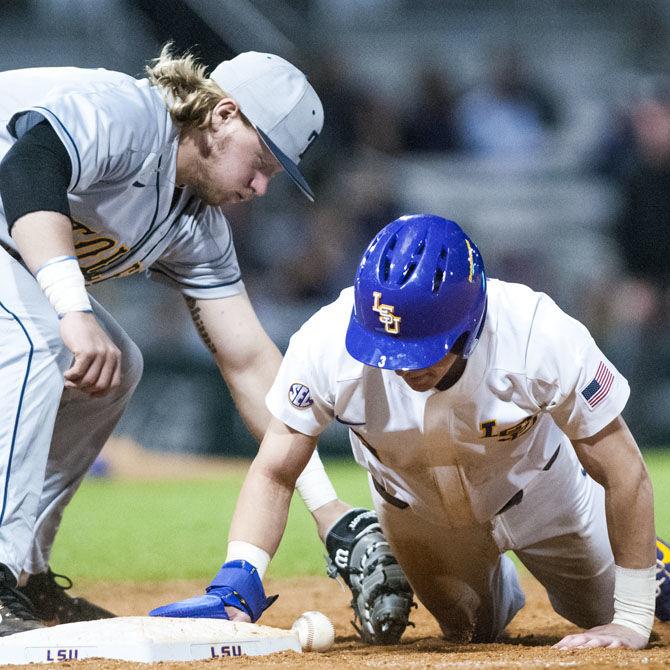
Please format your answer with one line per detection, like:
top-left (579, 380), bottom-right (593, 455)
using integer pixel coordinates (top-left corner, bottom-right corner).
top-left (185, 296), bottom-right (217, 354)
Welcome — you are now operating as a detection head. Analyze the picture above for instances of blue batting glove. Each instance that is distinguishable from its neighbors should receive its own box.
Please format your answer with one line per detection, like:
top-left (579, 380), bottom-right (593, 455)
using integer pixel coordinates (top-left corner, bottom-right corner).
top-left (149, 560), bottom-right (277, 622)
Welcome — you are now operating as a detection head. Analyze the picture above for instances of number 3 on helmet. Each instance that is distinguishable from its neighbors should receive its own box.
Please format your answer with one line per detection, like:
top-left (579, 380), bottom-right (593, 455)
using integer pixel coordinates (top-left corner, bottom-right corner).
top-left (345, 214), bottom-right (487, 371)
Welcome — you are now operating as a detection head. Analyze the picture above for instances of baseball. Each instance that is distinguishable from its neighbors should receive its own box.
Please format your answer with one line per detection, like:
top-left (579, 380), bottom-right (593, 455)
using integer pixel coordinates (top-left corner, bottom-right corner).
top-left (291, 610), bottom-right (335, 652)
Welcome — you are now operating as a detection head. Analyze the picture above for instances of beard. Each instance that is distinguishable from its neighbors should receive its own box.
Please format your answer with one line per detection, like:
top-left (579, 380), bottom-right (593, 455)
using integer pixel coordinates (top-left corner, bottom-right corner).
top-left (183, 132), bottom-right (234, 206)
top-left (189, 139), bottom-right (253, 205)
top-left (188, 176), bottom-right (234, 206)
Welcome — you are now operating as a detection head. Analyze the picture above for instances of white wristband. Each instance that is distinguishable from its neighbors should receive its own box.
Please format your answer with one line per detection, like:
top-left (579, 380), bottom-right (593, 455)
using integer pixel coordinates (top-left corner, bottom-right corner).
top-left (226, 541), bottom-right (271, 580)
top-left (611, 564), bottom-right (656, 638)
top-left (35, 256), bottom-right (92, 318)
top-left (295, 450), bottom-right (338, 512)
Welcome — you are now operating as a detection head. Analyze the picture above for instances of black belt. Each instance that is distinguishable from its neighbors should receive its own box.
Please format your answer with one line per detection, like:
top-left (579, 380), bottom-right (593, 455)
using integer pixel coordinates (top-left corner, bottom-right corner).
top-left (372, 444), bottom-right (561, 515)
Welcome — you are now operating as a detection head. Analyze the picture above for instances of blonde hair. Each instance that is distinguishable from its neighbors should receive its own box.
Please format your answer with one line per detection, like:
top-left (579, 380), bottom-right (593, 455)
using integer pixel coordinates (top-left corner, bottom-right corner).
top-left (145, 43), bottom-right (228, 130)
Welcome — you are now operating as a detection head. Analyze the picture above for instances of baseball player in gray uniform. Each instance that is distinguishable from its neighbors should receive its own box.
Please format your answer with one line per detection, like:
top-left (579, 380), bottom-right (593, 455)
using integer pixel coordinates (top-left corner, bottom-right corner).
top-left (154, 214), bottom-right (670, 650)
top-left (0, 46), bottom-right (370, 636)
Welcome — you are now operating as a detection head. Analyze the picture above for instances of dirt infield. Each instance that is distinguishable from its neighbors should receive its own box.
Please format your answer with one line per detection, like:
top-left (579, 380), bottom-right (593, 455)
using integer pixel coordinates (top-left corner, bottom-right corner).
top-left (8, 442), bottom-right (665, 669)
top-left (2, 573), bottom-right (666, 670)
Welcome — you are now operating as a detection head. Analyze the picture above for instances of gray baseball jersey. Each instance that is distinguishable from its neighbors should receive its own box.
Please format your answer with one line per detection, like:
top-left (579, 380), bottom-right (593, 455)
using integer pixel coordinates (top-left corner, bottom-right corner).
top-left (0, 66), bottom-right (244, 579)
top-left (0, 66), bottom-right (242, 298)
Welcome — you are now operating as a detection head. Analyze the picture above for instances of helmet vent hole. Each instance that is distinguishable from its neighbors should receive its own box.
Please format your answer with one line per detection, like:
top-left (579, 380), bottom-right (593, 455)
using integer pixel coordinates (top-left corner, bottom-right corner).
top-left (432, 269), bottom-right (446, 293)
top-left (379, 233), bottom-right (399, 282)
top-left (382, 258), bottom-right (392, 281)
top-left (400, 261), bottom-right (416, 285)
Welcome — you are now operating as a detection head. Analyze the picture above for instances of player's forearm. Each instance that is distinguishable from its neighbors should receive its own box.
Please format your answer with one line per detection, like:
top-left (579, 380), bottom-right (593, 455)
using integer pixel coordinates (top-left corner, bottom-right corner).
top-left (221, 356), bottom-right (279, 442)
top-left (574, 417), bottom-right (656, 568)
top-left (12, 212), bottom-right (94, 319)
top-left (569, 418), bottom-right (657, 643)
top-left (11, 211), bottom-right (75, 273)
top-left (603, 465), bottom-right (655, 569)
top-left (603, 467), bottom-right (656, 640)
top-left (228, 459), bottom-right (294, 557)
top-left (294, 450), bottom-right (350, 540)
top-left (186, 293), bottom-right (282, 442)
top-left (229, 419), bottom-right (318, 561)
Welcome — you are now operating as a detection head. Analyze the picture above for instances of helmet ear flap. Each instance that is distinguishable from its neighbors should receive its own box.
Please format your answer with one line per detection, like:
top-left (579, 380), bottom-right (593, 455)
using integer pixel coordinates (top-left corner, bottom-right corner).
top-left (448, 333), bottom-right (468, 357)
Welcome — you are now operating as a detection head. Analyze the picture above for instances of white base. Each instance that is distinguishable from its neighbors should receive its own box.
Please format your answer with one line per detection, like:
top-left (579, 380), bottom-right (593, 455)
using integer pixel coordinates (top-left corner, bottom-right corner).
top-left (0, 616), bottom-right (302, 664)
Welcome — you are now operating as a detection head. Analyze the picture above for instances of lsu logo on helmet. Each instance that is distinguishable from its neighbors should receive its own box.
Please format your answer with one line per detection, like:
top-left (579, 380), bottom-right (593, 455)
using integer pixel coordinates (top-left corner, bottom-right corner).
top-left (288, 383), bottom-right (314, 408)
top-left (372, 291), bottom-right (401, 335)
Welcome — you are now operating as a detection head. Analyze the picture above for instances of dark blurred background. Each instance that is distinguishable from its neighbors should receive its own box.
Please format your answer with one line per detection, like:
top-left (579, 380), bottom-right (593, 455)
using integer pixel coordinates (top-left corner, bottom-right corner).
top-left (4, 0), bottom-right (670, 453)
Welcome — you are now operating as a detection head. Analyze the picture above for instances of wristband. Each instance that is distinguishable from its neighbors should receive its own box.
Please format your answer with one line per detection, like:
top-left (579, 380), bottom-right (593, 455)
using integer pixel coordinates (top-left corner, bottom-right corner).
top-left (295, 450), bottom-right (338, 512)
top-left (611, 564), bottom-right (656, 638)
top-left (35, 255), bottom-right (92, 318)
top-left (225, 540), bottom-right (270, 580)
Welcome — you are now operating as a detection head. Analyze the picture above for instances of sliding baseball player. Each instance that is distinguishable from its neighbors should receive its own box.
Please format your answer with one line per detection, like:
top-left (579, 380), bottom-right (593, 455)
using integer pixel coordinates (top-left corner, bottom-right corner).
top-left (154, 214), bottom-right (670, 649)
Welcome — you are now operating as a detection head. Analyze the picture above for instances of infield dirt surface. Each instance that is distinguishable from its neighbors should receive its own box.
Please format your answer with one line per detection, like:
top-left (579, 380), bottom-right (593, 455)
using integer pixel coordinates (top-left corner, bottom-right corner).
top-left (5, 441), bottom-right (666, 669)
top-left (0, 574), bottom-right (666, 670)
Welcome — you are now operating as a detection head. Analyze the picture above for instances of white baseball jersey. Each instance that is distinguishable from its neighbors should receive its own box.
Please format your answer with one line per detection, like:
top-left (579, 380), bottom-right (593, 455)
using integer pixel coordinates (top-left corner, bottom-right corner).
top-left (0, 67), bottom-right (242, 298)
top-left (267, 280), bottom-right (629, 526)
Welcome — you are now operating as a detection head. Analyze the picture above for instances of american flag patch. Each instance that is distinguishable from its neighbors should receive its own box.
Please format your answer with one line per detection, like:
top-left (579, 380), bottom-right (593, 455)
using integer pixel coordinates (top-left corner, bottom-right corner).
top-left (581, 361), bottom-right (614, 408)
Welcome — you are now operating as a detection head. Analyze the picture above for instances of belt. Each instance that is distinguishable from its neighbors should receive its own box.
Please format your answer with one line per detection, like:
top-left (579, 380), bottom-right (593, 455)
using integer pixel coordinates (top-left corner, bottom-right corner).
top-left (371, 444), bottom-right (562, 515)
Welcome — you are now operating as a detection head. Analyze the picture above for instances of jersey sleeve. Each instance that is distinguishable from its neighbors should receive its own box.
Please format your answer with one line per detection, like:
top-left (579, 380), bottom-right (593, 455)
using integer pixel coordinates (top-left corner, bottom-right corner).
top-left (147, 204), bottom-right (244, 299)
top-left (8, 76), bottom-right (165, 193)
top-left (266, 313), bottom-right (337, 437)
top-left (526, 294), bottom-right (630, 440)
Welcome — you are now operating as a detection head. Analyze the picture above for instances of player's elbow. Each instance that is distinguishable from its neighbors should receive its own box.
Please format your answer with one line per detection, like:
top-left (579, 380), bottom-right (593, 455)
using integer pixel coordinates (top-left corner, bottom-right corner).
top-left (600, 453), bottom-right (653, 503)
top-left (250, 451), bottom-right (300, 494)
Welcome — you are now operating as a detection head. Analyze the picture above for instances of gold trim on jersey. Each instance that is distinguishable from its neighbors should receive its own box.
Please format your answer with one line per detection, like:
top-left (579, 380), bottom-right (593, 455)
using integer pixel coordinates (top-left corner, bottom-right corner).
top-left (479, 415), bottom-right (538, 442)
top-left (71, 220), bottom-right (142, 282)
top-left (86, 262), bottom-right (143, 284)
top-left (372, 291), bottom-right (401, 335)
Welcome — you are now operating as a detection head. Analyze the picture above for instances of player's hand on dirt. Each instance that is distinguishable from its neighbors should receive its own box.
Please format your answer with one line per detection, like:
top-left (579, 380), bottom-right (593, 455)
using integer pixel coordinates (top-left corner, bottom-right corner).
top-left (553, 623), bottom-right (649, 650)
top-left (149, 560), bottom-right (276, 622)
top-left (149, 596), bottom-right (253, 622)
top-left (59, 311), bottom-right (121, 396)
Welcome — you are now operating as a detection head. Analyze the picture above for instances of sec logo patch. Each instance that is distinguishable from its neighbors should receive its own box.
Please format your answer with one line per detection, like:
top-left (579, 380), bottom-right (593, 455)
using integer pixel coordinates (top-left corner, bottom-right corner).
top-left (289, 383), bottom-right (313, 408)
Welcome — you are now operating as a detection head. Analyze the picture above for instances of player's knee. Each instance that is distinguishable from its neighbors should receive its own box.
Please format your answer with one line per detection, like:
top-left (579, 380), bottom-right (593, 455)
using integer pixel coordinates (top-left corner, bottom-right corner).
top-left (119, 339), bottom-right (143, 394)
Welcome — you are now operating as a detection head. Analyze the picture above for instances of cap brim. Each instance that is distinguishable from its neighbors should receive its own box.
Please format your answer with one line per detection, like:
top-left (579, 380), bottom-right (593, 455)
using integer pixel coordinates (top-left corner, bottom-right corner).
top-left (255, 127), bottom-right (315, 202)
top-left (345, 309), bottom-right (453, 371)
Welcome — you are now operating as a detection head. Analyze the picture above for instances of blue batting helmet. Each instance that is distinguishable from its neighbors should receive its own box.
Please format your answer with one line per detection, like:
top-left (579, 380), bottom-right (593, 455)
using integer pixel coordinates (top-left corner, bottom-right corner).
top-left (345, 214), bottom-right (487, 370)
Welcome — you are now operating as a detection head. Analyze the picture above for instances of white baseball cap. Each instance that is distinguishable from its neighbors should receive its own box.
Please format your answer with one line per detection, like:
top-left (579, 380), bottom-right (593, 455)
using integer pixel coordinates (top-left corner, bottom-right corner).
top-left (210, 52), bottom-right (324, 201)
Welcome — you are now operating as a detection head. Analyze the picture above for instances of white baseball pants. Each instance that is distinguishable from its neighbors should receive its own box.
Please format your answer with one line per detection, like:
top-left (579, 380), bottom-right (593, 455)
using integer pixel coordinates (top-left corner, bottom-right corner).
top-left (370, 438), bottom-right (614, 641)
